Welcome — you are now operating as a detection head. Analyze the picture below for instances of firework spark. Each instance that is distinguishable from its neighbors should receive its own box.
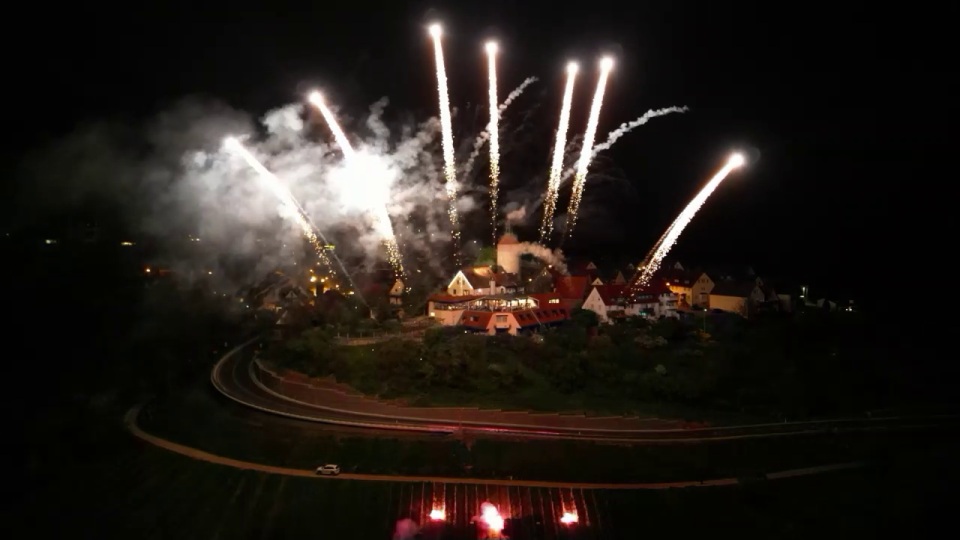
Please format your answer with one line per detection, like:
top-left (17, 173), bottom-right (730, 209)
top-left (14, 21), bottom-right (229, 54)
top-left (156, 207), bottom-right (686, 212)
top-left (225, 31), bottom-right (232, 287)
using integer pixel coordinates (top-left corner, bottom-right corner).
top-left (461, 76), bottom-right (537, 180)
top-left (540, 61), bottom-right (578, 242)
top-left (557, 106), bottom-right (688, 187)
top-left (632, 153), bottom-right (746, 290)
top-left (565, 56), bottom-right (614, 237)
top-left (486, 41), bottom-right (501, 245)
top-left (429, 23), bottom-right (461, 262)
top-left (222, 136), bottom-right (366, 304)
top-left (307, 92), bottom-right (404, 276)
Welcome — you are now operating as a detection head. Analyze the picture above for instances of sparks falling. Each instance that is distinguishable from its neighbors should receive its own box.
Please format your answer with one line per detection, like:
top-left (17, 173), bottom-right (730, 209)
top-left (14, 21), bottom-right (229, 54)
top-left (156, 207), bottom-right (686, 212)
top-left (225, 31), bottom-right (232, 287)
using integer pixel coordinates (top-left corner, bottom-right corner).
top-left (307, 92), bottom-right (404, 276)
top-left (429, 23), bottom-right (461, 261)
top-left (633, 153), bottom-right (747, 289)
top-left (557, 106), bottom-right (689, 188)
top-left (222, 136), bottom-right (365, 305)
top-left (540, 61), bottom-right (579, 242)
top-left (461, 76), bottom-right (537, 180)
top-left (566, 56), bottom-right (614, 237)
top-left (485, 41), bottom-right (501, 245)
top-left (222, 136), bottom-right (329, 264)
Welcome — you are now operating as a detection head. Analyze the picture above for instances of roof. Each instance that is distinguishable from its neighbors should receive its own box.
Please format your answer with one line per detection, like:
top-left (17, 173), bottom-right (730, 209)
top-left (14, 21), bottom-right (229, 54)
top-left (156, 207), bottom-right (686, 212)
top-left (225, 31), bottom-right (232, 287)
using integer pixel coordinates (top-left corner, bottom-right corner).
top-left (710, 280), bottom-right (759, 298)
top-left (456, 266), bottom-right (520, 289)
top-left (591, 284), bottom-right (628, 306)
top-left (460, 311), bottom-right (493, 329)
top-left (511, 307), bottom-right (570, 327)
top-left (428, 293), bottom-right (485, 304)
top-left (569, 261), bottom-right (600, 277)
top-left (657, 268), bottom-right (702, 288)
top-left (554, 275), bottom-right (590, 300)
top-left (497, 233), bottom-right (519, 245)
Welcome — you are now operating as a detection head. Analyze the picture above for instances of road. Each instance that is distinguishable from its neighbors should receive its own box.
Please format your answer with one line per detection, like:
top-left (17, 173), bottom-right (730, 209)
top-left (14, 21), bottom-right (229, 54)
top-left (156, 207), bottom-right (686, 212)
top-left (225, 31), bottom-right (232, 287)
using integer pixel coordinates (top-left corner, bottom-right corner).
top-left (125, 405), bottom-right (865, 490)
top-left (212, 339), bottom-right (960, 442)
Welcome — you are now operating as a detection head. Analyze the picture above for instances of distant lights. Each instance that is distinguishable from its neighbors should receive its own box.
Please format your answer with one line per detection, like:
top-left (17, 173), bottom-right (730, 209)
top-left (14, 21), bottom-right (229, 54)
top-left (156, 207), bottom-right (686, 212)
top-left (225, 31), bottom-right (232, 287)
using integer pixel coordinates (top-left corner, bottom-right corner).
top-left (429, 508), bottom-right (446, 521)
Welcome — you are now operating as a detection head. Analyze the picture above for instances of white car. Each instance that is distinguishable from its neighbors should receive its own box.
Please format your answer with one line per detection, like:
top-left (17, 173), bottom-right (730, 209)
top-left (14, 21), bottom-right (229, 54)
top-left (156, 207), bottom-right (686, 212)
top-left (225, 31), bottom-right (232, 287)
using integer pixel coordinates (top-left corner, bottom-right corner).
top-left (315, 464), bottom-right (341, 476)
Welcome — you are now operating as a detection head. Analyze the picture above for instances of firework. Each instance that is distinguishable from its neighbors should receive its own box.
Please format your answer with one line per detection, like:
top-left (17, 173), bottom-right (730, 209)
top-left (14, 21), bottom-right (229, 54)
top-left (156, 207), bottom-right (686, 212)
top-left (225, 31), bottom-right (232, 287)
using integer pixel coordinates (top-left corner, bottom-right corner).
top-left (632, 153), bottom-right (747, 290)
top-left (460, 76), bottom-right (537, 180)
top-left (556, 106), bottom-right (689, 188)
top-left (222, 137), bottom-right (366, 304)
top-left (565, 56), bottom-right (614, 237)
top-left (539, 61), bottom-right (579, 242)
top-left (307, 92), bottom-right (404, 276)
top-left (429, 23), bottom-right (461, 262)
top-left (485, 41), bottom-right (501, 245)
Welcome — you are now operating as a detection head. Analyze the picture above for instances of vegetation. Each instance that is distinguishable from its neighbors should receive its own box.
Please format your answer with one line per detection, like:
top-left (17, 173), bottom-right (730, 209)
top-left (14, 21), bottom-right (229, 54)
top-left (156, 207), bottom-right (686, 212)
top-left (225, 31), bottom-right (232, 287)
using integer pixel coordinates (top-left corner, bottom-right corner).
top-left (266, 307), bottom-right (931, 420)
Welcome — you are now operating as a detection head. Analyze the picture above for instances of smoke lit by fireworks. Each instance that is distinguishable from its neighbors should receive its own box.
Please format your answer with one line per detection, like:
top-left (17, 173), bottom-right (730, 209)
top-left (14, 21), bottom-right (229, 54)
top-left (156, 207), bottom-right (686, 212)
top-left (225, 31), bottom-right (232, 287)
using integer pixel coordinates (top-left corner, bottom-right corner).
top-left (632, 153), bottom-right (746, 290)
top-left (485, 41), bottom-right (501, 245)
top-left (566, 56), bottom-right (614, 238)
top-left (540, 61), bottom-right (578, 242)
top-left (429, 23), bottom-right (461, 262)
top-left (307, 91), bottom-right (404, 276)
top-left (461, 76), bottom-right (537, 181)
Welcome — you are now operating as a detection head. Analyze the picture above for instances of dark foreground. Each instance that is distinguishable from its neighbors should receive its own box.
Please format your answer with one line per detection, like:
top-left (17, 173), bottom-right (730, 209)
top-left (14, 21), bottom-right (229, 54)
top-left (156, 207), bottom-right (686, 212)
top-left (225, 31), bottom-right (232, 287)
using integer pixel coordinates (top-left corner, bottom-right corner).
top-left (16, 391), bottom-right (958, 540)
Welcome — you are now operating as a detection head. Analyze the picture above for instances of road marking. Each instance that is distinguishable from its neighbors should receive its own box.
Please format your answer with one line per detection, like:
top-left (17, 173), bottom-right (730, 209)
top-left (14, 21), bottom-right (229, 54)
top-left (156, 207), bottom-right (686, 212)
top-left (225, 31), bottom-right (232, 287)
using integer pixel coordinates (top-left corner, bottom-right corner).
top-left (126, 406), bottom-right (864, 490)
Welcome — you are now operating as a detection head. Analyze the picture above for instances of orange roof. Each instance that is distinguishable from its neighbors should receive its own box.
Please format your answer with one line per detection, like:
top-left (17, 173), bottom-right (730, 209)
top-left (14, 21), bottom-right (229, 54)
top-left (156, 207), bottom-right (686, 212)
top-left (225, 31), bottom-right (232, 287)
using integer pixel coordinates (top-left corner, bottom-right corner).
top-left (428, 293), bottom-right (484, 303)
top-left (554, 275), bottom-right (589, 300)
top-left (592, 284), bottom-right (628, 306)
top-left (460, 311), bottom-right (493, 329)
top-left (497, 233), bottom-right (519, 245)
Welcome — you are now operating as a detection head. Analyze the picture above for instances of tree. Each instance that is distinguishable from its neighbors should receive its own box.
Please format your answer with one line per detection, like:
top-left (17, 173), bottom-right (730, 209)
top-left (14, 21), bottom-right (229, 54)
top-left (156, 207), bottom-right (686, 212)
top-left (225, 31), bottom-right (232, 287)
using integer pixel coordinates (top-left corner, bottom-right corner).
top-left (571, 308), bottom-right (600, 329)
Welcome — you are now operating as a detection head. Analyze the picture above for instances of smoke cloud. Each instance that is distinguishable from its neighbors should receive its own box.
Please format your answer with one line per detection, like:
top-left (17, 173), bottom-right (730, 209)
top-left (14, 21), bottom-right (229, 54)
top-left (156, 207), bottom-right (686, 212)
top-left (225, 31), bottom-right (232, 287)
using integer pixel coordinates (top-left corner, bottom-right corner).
top-left (15, 96), bottom-right (462, 291)
top-left (505, 206), bottom-right (526, 224)
top-left (516, 241), bottom-right (567, 274)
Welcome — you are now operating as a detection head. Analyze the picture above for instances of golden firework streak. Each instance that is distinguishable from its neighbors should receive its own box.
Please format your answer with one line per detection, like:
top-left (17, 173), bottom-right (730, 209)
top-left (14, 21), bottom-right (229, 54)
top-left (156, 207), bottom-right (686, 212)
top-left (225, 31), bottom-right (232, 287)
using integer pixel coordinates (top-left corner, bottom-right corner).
top-left (632, 154), bottom-right (746, 290)
top-left (308, 93), bottom-right (404, 276)
top-left (486, 41), bottom-right (501, 245)
top-left (429, 24), bottom-right (461, 263)
top-left (540, 62), bottom-right (578, 242)
top-left (566, 57), bottom-right (614, 238)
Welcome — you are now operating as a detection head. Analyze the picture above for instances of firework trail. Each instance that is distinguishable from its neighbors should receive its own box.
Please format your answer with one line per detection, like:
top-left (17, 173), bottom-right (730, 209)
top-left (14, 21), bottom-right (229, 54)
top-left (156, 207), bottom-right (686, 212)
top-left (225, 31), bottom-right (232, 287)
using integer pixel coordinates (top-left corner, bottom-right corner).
top-left (632, 153), bottom-right (746, 290)
top-left (460, 77), bottom-right (538, 182)
top-left (429, 23), bottom-right (461, 262)
top-left (557, 106), bottom-right (689, 185)
top-left (307, 92), bottom-right (404, 276)
top-left (222, 137), bottom-right (367, 305)
top-left (485, 41), bottom-right (501, 245)
top-left (566, 57), bottom-right (614, 237)
top-left (539, 61), bottom-right (578, 242)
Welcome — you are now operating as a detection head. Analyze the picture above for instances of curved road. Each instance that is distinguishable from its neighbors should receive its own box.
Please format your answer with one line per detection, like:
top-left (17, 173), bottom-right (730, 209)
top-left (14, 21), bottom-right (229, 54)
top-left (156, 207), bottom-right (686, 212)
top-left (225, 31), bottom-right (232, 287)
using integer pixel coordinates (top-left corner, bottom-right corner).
top-left (212, 339), bottom-right (960, 442)
top-left (125, 405), bottom-right (865, 489)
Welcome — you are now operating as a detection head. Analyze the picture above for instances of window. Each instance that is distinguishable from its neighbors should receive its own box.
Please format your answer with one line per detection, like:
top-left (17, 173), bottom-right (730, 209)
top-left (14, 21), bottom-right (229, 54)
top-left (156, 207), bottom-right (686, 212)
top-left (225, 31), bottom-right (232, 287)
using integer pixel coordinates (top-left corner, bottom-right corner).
top-left (495, 315), bottom-right (508, 323)
top-left (549, 298), bottom-right (560, 304)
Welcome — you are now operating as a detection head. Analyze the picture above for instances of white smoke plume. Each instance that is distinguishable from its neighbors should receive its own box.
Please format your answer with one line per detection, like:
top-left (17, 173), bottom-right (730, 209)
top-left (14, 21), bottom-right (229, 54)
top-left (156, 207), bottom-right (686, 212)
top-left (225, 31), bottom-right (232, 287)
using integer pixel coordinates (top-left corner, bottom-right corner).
top-left (516, 241), bottom-right (567, 274)
top-left (505, 206), bottom-right (526, 224)
top-left (559, 106), bottom-right (689, 186)
top-left (460, 77), bottom-right (538, 179)
top-left (14, 96), bottom-right (458, 293)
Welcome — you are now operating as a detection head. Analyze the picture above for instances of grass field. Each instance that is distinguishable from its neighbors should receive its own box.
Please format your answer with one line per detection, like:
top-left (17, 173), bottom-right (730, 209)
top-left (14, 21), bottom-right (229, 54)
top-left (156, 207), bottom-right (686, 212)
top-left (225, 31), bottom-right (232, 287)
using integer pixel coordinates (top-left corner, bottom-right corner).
top-left (140, 382), bottom-right (960, 484)
top-left (22, 404), bottom-right (958, 539)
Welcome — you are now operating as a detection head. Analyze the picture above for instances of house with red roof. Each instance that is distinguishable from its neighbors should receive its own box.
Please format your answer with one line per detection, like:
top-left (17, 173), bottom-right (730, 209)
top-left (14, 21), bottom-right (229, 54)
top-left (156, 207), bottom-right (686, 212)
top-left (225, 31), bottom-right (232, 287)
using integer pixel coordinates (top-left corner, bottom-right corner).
top-left (459, 306), bottom-right (570, 335)
top-left (446, 265), bottom-right (521, 296)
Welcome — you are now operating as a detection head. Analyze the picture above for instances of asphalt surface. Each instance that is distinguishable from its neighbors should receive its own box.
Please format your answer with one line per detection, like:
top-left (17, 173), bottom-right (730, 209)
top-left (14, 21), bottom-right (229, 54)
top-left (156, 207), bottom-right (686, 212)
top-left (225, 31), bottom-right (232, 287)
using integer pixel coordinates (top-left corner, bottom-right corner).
top-left (212, 340), bottom-right (960, 442)
top-left (126, 405), bottom-right (866, 489)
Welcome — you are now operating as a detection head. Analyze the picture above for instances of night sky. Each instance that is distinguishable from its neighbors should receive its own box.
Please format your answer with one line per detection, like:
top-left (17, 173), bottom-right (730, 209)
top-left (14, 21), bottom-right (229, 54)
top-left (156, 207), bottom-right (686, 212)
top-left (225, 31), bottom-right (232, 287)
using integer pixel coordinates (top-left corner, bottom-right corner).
top-left (5, 2), bottom-right (951, 302)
